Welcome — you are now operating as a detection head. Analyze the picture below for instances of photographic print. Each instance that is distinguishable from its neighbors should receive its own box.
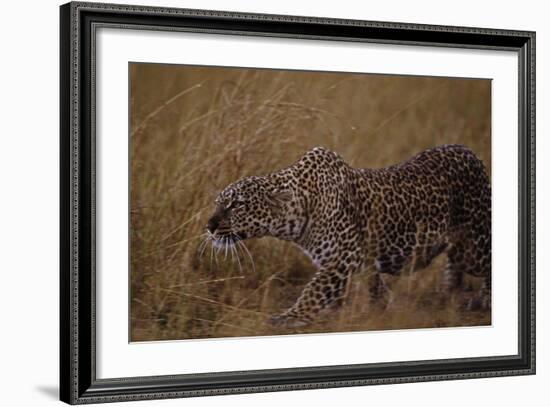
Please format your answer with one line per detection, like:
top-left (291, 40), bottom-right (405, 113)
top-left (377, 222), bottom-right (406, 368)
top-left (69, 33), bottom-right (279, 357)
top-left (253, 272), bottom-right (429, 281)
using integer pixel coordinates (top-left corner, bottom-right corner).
top-left (61, 4), bottom-right (535, 402)
top-left (130, 63), bottom-right (492, 341)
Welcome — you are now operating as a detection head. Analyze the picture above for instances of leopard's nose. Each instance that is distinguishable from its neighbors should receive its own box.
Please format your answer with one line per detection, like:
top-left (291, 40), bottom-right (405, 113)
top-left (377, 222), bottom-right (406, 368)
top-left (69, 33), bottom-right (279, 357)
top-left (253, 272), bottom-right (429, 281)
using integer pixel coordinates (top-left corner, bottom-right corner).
top-left (206, 217), bottom-right (219, 234)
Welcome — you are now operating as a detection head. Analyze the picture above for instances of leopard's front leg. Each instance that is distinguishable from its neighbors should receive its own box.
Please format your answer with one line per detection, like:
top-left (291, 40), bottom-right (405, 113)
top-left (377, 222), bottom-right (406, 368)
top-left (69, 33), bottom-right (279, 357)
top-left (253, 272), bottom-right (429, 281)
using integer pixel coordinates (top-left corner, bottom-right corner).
top-left (270, 250), bottom-right (360, 328)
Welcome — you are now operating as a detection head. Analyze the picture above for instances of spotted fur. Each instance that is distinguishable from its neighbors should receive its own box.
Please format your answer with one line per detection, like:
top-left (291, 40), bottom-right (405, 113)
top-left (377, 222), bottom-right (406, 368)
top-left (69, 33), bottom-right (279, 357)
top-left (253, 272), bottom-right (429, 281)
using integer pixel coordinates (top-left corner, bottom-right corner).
top-left (206, 145), bottom-right (491, 327)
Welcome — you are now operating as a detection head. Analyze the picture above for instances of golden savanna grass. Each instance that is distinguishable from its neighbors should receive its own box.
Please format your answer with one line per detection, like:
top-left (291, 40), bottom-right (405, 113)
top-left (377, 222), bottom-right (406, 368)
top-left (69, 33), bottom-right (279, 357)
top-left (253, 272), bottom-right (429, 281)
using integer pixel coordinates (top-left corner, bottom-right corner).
top-left (130, 63), bottom-right (491, 341)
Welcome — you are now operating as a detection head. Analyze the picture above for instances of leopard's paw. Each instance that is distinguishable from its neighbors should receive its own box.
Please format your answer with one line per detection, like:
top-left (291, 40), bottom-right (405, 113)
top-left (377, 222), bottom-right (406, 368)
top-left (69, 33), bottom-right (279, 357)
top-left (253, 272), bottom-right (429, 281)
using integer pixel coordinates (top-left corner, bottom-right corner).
top-left (269, 313), bottom-right (310, 328)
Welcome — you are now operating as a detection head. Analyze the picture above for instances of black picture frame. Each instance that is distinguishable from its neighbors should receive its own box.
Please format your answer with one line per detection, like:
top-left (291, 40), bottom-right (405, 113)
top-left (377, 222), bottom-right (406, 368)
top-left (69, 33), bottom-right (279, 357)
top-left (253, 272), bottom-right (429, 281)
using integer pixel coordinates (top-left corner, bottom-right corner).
top-left (60, 1), bottom-right (536, 404)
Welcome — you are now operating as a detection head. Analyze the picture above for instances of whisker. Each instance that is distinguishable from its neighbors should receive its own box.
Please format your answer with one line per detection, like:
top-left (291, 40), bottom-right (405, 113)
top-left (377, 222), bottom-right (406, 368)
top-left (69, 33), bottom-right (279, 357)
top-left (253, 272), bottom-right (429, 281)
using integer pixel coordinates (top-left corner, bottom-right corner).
top-left (202, 237), bottom-right (213, 260)
top-left (214, 243), bottom-right (220, 266)
top-left (197, 239), bottom-right (207, 260)
top-left (231, 234), bottom-right (243, 274)
top-left (209, 238), bottom-right (214, 270)
top-left (235, 237), bottom-right (256, 273)
top-left (197, 232), bottom-right (211, 260)
top-left (229, 241), bottom-right (237, 267)
top-left (196, 237), bottom-right (204, 252)
top-left (224, 236), bottom-right (229, 260)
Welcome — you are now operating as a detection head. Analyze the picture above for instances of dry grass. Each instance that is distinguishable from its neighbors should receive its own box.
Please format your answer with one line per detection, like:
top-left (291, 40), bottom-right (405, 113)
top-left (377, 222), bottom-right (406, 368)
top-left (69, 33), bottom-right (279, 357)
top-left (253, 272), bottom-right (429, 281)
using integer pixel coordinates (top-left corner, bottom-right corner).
top-left (130, 63), bottom-right (491, 341)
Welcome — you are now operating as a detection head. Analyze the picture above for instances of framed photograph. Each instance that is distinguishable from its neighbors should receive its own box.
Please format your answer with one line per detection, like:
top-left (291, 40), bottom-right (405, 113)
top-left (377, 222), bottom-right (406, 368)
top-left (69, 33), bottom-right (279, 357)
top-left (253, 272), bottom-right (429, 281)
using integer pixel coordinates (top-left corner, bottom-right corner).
top-left (60, 1), bottom-right (536, 404)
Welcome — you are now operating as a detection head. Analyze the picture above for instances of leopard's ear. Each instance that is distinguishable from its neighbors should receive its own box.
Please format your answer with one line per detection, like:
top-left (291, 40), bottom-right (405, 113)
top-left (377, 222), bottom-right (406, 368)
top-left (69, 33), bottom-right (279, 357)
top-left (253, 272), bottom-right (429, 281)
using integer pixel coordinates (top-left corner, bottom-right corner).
top-left (272, 188), bottom-right (294, 202)
top-left (267, 188), bottom-right (294, 211)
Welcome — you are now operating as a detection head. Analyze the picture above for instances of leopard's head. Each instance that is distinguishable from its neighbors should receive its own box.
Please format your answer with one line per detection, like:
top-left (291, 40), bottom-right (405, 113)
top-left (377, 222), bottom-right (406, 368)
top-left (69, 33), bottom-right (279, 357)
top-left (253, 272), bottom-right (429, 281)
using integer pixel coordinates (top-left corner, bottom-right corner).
top-left (206, 176), bottom-right (295, 248)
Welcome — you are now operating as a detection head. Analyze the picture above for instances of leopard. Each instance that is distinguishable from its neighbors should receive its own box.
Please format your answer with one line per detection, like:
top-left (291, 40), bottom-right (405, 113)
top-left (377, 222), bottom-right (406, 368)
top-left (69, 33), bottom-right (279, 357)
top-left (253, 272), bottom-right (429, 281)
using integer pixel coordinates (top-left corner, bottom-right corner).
top-left (205, 145), bottom-right (491, 328)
